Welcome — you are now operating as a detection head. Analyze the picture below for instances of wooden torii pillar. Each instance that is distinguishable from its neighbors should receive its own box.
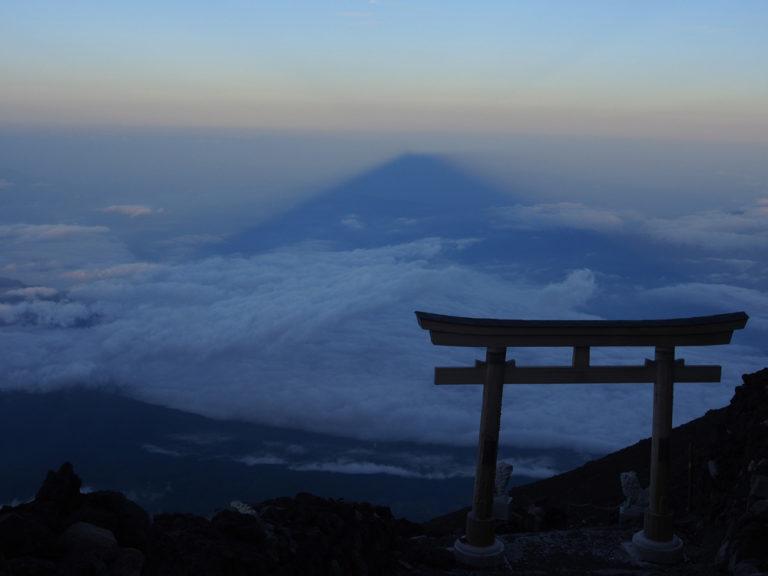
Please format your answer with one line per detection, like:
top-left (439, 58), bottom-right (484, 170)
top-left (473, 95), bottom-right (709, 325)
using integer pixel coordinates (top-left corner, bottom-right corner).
top-left (416, 311), bottom-right (748, 566)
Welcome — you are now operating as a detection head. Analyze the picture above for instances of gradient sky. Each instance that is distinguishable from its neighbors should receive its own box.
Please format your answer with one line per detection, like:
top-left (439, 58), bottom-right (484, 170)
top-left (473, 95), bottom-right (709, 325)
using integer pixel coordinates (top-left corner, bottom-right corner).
top-left (2, 1), bottom-right (767, 140)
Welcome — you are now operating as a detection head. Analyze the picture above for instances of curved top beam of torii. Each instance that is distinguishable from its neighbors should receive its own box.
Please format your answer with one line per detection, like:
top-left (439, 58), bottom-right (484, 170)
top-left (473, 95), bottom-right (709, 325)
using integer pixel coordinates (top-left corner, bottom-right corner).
top-left (415, 310), bottom-right (749, 347)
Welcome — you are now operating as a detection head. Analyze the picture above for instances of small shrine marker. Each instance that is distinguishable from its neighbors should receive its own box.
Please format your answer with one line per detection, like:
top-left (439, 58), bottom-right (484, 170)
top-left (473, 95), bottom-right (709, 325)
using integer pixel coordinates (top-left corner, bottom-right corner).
top-left (416, 311), bottom-right (748, 566)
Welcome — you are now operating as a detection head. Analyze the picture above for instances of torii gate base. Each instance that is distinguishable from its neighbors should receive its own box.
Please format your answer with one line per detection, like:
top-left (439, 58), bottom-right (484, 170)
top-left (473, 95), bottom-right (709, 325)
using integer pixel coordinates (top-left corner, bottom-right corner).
top-left (630, 531), bottom-right (683, 564)
top-left (454, 535), bottom-right (505, 567)
top-left (416, 311), bottom-right (748, 568)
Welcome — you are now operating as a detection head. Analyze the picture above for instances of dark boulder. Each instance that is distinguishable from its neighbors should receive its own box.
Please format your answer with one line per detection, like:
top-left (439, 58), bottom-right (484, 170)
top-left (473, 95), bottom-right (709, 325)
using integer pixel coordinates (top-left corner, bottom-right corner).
top-left (0, 512), bottom-right (56, 558)
top-left (34, 462), bottom-right (81, 513)
top-left (210, 509), bottom-right (267, 544)
top-left (68, 491), bottom-right (150, 551)
top-left (0, 556), bottom-right (59, 576)
top-left (108, 547), bottom-right (145, 576)
top-left (144, 512), bottom-right (272, 576)
top-left (58, 521), bottom-right (118, 554)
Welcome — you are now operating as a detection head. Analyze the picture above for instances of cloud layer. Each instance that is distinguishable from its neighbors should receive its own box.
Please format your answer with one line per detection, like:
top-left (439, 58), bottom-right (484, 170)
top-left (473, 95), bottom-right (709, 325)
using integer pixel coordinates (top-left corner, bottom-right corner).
top-left (0, 223), bottom-right (135, 287)
top-left (493, 198), bottom-right (768, 252)
top-left (1, 238), bottom-right (763, 453)
top-left (0, 224), bottom-right (109, 242)
top-left (101, 205), bottom-right (158, 218)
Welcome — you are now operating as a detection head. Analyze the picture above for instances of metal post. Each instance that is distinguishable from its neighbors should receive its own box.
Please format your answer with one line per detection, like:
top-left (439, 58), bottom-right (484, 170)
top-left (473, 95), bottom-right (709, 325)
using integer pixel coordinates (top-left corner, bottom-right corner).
top-left (465, 346), bottom-right (506, 547)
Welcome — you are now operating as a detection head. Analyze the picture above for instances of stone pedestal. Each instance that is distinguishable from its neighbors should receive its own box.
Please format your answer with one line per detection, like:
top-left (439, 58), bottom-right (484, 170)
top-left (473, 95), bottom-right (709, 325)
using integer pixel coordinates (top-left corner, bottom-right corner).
top-left (453, 536), bottom-right (505, 567)
top-left (630, 530), bottom-right (683, 564)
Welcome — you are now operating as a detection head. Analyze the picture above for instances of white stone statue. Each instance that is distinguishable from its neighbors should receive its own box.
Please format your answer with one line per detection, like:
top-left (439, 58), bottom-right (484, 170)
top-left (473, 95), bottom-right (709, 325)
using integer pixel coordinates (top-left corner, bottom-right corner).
top-left (495, 461), bottom-right (514, 496)
top-left (493, 461), bottom-right (514, 520)
top-left (619, 471), bottom-right (648, 517)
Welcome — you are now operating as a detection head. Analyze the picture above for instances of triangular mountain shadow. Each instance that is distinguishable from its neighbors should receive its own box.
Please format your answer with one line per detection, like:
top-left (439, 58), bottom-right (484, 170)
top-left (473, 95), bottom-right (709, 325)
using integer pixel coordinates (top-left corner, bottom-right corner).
top-left (215, 153), bottom-right (704, 288)
top-left (220, 153), bottom-right (512, 253)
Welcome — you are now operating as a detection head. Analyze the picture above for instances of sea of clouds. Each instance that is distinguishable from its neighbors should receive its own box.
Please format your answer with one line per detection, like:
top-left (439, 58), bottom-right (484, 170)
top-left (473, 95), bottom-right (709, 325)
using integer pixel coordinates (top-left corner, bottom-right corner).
top-left (1, 225), bottom-right (765, 454)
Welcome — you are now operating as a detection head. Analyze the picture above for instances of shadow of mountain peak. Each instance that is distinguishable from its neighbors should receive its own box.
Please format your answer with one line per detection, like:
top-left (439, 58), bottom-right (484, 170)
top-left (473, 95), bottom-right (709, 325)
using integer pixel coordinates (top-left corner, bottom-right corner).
top-left (322, 152), bottom-right (507, 205)
top-left (219, 153), bottom-right (511, 253)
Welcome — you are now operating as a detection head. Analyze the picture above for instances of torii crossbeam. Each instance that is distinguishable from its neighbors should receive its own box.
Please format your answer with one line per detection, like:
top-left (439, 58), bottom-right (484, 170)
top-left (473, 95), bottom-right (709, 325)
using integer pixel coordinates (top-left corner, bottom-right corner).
top-left (416, 310), bottom-right (748, 566)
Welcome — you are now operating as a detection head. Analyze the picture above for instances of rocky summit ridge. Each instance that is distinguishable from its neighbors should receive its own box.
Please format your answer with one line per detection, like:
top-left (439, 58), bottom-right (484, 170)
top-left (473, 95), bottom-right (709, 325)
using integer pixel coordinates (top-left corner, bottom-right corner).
top-left (1, 369), bottom-right (766, 576)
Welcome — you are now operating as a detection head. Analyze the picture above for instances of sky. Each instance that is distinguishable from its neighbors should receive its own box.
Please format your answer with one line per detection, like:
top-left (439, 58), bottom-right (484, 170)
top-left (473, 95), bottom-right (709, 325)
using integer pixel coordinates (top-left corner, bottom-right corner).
top-left (0, 2), bottom-right (767, 465)
top-left (1, 1), bottom-right (767, 140)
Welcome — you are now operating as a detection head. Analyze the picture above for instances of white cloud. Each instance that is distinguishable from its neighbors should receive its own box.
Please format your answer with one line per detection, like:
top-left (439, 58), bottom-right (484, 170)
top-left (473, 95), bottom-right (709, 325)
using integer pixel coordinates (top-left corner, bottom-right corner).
top-left (239, 455), bottom-right (288, 466)
top-left (0, 224), bottom-right (109, 242)
top-left (492, 198), bottom-right (768, 252)
top-left (0, 299), bottom-right (94, 328)
top-left (290, 460), bottom-right (428, 478)
top-left (1, 286), bottom-right (58, 300)
top-left (498, 457), bottom-right (559, 480)
top-left (640, 281), bottom-right (768, 333)
top-left (159, 234), bottom-right (223, 248)
top-left (62, 262), bottom-right (161, 282)
top-left (340, 214), bottom-right (365, 230)
top-left (167, 432), bottom-right (231, 446)
top-left (0, 223), bottom-right (133, 288)
top-left (287, 456), bottom-right (559, 480)
top-left (493, 202), bottom-right (625, 233)
top-left (142, 444), bottom-right (182, 457)
top-left (644, 207), bottom-right (768, 250)
top-left (232, 444), bottom-right (533, 481)
top-left (101, 204), bottom-right (157, 218)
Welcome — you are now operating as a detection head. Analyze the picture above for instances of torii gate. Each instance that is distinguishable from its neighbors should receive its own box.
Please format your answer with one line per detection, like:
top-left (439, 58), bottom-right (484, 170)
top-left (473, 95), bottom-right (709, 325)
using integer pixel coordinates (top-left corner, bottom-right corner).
top-left (416, 310), bottom-right (748, 566)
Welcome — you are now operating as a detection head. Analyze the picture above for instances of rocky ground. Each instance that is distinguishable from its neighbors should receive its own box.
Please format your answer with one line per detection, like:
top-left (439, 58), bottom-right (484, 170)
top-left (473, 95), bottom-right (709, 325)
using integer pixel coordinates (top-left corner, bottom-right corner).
top-left (1, 369), bottom-right (766, 575)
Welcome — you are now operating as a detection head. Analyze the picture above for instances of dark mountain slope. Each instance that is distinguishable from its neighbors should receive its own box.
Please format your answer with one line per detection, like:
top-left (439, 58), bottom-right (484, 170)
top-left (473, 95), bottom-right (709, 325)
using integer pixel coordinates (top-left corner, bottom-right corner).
top-left (0, 388), bottom-right (478, 521)
top-left (0, 388), bottom-right (582, 522)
